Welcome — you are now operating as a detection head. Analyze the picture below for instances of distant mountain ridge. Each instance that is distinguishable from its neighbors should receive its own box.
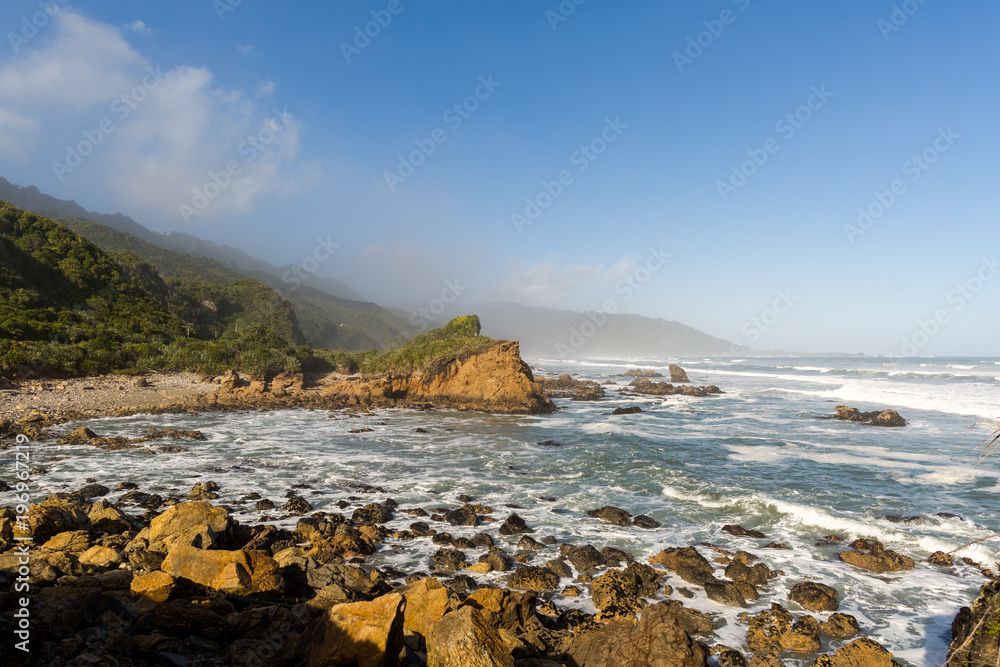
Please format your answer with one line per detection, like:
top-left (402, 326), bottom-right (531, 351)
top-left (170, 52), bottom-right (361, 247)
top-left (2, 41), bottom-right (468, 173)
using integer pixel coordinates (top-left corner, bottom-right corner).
top-left (474, 302), bottom-right (740, 359)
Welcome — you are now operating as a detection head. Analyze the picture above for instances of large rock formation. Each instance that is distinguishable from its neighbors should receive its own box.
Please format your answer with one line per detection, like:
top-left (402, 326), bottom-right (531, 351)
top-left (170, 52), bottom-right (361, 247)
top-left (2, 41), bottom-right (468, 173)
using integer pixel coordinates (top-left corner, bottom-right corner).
top-left (323, 341), bottom-right (554, 414)
top-left (948, 579), bottom-right (1000, 666)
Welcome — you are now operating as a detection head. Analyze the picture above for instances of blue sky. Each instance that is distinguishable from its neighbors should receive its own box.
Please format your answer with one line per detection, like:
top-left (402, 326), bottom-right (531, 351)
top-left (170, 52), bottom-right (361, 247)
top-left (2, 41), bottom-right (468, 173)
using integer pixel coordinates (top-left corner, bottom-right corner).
top-left (1, 0), bottom-right (998, 355)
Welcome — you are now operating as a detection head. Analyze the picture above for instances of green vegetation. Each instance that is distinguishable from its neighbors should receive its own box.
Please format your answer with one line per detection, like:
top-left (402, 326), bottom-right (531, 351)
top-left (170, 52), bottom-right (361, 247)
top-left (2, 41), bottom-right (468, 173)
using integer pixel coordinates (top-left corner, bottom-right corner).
top-left (0, 203), bottom-right (492, 379)
top-left (55, 214), bottom-right (416, 351)
top-left (0, 203), bottom-right (309, 376)
top-left (315, 314), bottom-right (494, 376)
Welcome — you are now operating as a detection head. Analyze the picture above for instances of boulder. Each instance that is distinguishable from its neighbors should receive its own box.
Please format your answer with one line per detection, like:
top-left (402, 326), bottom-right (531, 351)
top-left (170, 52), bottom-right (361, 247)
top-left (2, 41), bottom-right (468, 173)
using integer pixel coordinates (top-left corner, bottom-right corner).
top-left (131, 570), bottom-right (176, 603)
top-left (704, 580), bottom-right (746, 607)
top-left (722, 524), bottom-right (766, 538)
top-left (565, 544), bottom-right (606, 571)
top-left (398, 577), bottom-right (451, 639)
top-left (811, 637), bottom-right (899, 666)
top-left (148, 501), bottom-right (232, 552)
top-left (353, 503), bottom-right (394, 526)
top-left (838, 543), bottom-right (914, 573)
top-left (42, 529), bottom-right (91, 553)
top-left (789, 581), bottom-right (840, 612)
top-left (612, 407), bottom-right (643, 415)
top-left (591, 569), bottom-right (643, 619)
top-left (633, 515), bottom-right (661, 529)
top-left (59, 426), bottom-right (99, 445)
top-left (566, 601), bottom-right (710, 667)
top-left (820, 613), bottom-right (860, 639)
top-left (507, 566), bottom-right (560, 592)
top-left (161, 545), bottom-right (284, 596)
top-left (426, 606), bottom-right (514, 667)
top-left (725, 558), bottom-right (774, 587)
top-left (432, 548), bottom-right (466, 572)
top-left (588, 506), bottom-right (633, 526)
top-left (296, 593), bottom-right (405, 667)
top-left (929, 551), bottom-right (954, 566)
top-left (669, 364), bottom-right (690, 383)
top-left (78, 545), bottom-right (124, 568)
top-left (444, 504), bottom-right (480, 526)
top-left (650, 546), bottom-right (714, 575)
top-left (498, 513), bottom-right (533, 535)
top-left (15, 500), bottom-right (92, 544)
top-left (88, 501), bottom-right (130, 534)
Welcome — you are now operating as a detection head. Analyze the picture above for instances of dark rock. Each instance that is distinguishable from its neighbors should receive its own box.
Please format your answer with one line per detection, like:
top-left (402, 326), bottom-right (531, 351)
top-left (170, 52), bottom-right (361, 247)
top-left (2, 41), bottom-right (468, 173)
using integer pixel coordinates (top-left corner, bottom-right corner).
top-left (517, 535), bottom-right (545, 550)
top-left (352, 502), bottom-right (393, 525)
top-left (566, 544), bottom-right (606, 571)
top-left (834, 404), bottom-right (907, 427)
top-left (704, 580), bottom-right (746, 607)
top-left (587, 505), bottom-right (632, 526)
top-left (633, 514), bottom-right (661, 529)
top-left (838, 542), bottom-right (915, 573)
top-left (612, 406), bottom-right (643, 415)
top-left (431, 548), bottom-right (466, 572)
top-left (649, 546), bottom-right (714, 575)
top-left (591, 569), bottom-right (643, 619)
top-left (507, 566), bottom-right (560, 591)
top-left (498, 513), bottom-right (533, 535)
top-left (722, 524), bottom-right (766, 539)
top-left (820, 612), bottom-right (861, 639)
top-left (565, 601), bottom-right (710, 667)
top-left (789, 581), bottom-right (840, 612)
top-left (255, 498), bottom-right (275, 511)
top-left (725, 558), bottom-right (774, 587)
top-left (545, 559), bottom-right (572, 579)
top-left (929, 551), bottom-right (954, 566)
top-left (480, 547), bottom-right (514, 572)
top-left (536, 440), bottom-right (563, 447)
top-left (443, 504), bottom-right (480, 526)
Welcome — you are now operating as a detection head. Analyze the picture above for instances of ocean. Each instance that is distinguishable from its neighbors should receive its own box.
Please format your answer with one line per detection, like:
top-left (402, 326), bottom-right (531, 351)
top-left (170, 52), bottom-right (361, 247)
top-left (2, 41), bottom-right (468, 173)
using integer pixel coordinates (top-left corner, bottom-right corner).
top-left (14, 355), bottom-right (1000, 665)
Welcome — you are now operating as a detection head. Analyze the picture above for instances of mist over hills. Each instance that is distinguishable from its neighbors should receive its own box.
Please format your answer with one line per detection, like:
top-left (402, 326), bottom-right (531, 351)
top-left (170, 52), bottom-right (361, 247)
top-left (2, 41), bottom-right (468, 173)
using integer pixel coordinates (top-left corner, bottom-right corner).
top-left (474, 302), bottom-right (739, 360)
top-left (2, 177), bottom-right (755, 360)
top-left (0, 178), bottom-right (414, 351)
top-left (0, 177), bottom-right (362, 302)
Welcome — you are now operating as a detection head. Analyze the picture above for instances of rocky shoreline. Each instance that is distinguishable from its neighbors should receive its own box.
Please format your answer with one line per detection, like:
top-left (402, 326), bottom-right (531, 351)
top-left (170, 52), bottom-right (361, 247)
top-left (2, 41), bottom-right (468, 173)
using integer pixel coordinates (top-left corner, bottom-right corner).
top-left (1, 341), bottom-right (554, 440)
top-left (1, 466), bottom-right (994, 666)
top-left (1, 358), bottom-right (993, 665)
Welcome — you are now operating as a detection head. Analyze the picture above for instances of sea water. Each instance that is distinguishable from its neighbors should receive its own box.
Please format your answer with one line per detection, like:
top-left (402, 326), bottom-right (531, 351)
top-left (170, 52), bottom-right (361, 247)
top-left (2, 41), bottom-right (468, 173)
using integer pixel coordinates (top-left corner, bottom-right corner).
top-left (6, 356), bottom-right (1000, 666)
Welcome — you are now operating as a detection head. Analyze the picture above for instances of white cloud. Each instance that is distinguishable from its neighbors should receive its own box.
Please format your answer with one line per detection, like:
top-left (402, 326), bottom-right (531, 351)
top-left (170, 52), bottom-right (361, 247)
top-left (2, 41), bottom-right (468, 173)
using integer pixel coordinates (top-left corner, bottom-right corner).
top-left (236, 43), bottom-right (256, 57)
top-left (254, 79), bottom-right (276, 98)
top-left (123, 20), bottom-right (155, 35)
top-left (0, 9), bottom-right (313, 221)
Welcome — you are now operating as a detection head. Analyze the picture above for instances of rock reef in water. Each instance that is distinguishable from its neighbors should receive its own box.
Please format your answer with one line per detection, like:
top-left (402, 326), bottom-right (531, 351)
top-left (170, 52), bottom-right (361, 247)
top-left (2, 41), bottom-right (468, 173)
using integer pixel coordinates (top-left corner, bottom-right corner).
top-left (834, 405), bottom-right (907, 427)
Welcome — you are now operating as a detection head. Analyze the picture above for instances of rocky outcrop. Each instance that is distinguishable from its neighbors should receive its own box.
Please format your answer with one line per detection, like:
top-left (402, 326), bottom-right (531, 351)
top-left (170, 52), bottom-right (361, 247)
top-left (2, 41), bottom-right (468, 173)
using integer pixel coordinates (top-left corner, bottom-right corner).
top-left (948, 579), bottom-right (1000, 666)
top-left (323, 341), bottom-right (555, 414)
top-left (295, 593), bottom-right (406, 667)
top-left (161, 545), bottom-right (284, 596)
top-left (789, 581), bottom-right (840, 612)
top-left (838, 542), bottom-right (914, 573)
top-left (535, 374), bottom-right (606, 401)
top-left (624, 379), bottom-right (722, 397)
top-left (148, 501), bottom-right (232, 552)
top-left (616, 369), bottom-right (664, 378)
top-left (669, 364), bottom-right (690, 383)
top-left (811, 637), bottom-right (900, 666)
top-left (566, 601), bottom-right (710, 667)
top-left (426, 606), bottom-right (514, 667)
top-left (834, 405), bottom-right (907, 427)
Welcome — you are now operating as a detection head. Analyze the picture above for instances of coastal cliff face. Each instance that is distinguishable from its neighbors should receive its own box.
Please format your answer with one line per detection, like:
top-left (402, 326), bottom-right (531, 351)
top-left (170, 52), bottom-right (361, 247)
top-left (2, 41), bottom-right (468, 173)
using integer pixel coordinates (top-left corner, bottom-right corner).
top-left (323, 341), bottom-right (555, 414)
